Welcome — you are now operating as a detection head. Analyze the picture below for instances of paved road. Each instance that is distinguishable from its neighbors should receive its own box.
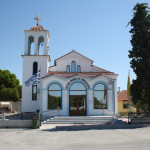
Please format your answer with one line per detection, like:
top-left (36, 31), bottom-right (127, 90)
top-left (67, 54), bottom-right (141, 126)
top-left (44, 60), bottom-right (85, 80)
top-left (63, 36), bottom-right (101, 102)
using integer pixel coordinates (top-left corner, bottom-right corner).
top-left (0, 126), bottom-right (150, 150)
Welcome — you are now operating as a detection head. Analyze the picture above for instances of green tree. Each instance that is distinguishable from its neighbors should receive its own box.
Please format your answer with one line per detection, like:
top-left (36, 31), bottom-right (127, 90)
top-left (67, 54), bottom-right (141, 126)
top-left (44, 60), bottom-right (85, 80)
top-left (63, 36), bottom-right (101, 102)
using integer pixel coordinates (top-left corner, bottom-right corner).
top-left (0, 69), bottom-right (22, 102)
top-left (127, 73), bottom-right (130, 102)
top-left (128, 3), bottom-right (150, 112)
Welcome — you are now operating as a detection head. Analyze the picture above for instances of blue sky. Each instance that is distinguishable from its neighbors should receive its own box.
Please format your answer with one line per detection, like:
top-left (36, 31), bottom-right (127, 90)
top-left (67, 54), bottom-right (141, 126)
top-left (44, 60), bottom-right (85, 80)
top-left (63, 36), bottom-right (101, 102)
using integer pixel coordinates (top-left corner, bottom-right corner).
top-left (0, 0), bottom-right (150, 90)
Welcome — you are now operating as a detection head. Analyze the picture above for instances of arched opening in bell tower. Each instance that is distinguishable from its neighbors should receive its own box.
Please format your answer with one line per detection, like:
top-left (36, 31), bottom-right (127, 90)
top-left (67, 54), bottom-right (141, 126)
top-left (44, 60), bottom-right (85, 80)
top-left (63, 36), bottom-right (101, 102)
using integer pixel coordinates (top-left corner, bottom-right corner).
top-left (38, 36), bottom-right (44, 55)
top-left (28, 36), bottom-right (34, 55)
top-left (33, 62), bottom-right (38, 75)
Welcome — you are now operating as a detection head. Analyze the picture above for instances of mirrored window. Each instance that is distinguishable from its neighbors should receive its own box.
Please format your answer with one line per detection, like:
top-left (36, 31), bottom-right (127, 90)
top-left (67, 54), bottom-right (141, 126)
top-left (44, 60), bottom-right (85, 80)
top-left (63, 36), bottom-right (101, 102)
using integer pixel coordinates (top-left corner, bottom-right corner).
top-left (48, 83), bottom-right (62, 109)
top-left (70, 82), bottom-right (86, 91)
top-left (48, 83), bottom-right (61, 91)
top-left (32, 83), bottom-right (37, 100)
top-left (70, 82), bottom-right (86, 96)
top-left (94, 84), bottom-right (107, 109)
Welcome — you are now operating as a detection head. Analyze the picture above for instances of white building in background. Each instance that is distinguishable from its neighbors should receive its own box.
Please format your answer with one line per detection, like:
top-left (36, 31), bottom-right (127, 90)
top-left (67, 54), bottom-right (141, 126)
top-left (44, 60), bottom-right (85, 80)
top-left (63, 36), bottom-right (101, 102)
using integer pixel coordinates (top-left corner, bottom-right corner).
top-left (22, 15), bottom-right (118, 117)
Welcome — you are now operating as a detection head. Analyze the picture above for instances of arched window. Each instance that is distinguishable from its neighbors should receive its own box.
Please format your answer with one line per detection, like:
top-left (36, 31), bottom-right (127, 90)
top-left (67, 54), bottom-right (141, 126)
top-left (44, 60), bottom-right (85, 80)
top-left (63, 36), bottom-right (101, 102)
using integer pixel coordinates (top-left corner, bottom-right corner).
top-left (33, 62), bottom-right (38, 75)
top-left (71, 61), bottom-right (76, 72)
top-left (32, 83), bottom-right (37, 100)
top-left (66, 65), bottom-right (70, 72)
top-left (28, 36), bottom-right (34, 55)
top-left (70, 82), bottom-right (86, 95)
top-left (38, 36), bottom-right (44, 55)
top-left (77, 65), bottom-right (81, 72)
top-left (94, 84), bottom-right (107, 109)
top-left (48, 83), bottom-right (62, 109)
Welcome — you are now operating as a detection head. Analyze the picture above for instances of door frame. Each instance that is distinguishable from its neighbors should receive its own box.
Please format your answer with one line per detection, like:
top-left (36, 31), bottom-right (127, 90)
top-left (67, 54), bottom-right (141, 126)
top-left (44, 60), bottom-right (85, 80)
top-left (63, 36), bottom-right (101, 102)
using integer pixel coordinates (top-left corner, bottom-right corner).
top-left (69, 95), bottom-right (87, 116)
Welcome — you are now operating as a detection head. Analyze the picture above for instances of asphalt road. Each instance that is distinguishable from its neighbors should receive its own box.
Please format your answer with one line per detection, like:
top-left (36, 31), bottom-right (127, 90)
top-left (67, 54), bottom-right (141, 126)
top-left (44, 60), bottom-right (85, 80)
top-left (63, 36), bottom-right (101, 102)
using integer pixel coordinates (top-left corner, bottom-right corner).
top-left (0, 126), bottom-right (150, 150)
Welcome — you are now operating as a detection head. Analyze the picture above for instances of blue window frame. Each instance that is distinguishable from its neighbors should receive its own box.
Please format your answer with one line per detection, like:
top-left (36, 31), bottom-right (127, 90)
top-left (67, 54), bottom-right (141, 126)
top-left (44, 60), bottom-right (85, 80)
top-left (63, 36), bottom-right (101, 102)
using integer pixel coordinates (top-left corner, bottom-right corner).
top-left (48, 83), bottom-right (62, 110)
top-left (94, 84), bottom-right (107, 109)
top-left (77, 65), bottom-right (81, 72)
top-left (71, 61), bottom-right (76, 72)
top-left (66, 65), bottom-right (70, 72)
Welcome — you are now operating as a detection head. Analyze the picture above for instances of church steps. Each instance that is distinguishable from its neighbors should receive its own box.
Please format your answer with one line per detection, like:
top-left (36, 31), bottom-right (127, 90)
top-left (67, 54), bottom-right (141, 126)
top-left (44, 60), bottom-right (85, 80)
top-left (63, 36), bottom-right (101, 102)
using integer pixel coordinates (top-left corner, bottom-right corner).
top-left (42, 116), bottom-right (115, 125)
top-left (49, 116), bottom-right (113, 120)
top-left (53, 116), bottom-right (114, 119)
top-left (42, 122), bottom-right (112, 125)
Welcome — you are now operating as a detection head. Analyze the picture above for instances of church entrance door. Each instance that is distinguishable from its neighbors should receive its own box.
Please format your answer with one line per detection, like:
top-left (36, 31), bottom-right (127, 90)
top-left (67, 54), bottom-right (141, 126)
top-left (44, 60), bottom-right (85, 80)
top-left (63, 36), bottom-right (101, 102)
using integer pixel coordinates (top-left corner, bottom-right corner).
top-left (69, 95), bottom-right (86, 116)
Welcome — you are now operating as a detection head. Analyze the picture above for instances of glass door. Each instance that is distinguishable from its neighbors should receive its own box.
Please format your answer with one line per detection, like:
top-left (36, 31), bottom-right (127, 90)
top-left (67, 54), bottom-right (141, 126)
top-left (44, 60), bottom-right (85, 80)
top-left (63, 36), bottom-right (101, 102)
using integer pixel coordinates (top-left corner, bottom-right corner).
top-left (69, 95), bottom-right (86, 116)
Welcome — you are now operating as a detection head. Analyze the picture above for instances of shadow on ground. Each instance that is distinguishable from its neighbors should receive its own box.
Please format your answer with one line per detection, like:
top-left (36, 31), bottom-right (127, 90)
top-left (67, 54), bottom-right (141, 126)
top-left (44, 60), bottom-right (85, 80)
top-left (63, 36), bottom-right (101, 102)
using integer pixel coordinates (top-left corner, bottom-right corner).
top-left (41, 123), bottom-right (150, 132)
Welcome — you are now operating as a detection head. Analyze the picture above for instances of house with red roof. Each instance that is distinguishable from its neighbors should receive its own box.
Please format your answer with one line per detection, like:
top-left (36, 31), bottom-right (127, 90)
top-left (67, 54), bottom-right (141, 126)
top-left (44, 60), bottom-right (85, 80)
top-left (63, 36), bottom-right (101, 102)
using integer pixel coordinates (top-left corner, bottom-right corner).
top-left (22, 14), bottom-right (118, 117)
top-left (117, 90), bottom-right (136, 115)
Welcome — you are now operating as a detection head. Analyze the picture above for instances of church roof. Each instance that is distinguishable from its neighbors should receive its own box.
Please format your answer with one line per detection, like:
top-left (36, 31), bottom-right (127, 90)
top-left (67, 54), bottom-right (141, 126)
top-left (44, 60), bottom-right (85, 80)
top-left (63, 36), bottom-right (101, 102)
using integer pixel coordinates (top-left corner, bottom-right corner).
top-left (91, 65), bottom-right (111, 72)
top-left (25, 25), bottom-right (47, 31)
top-left (41, 72), bottom-right (116, 80)
top-left (54, 50), bottom-right (93, 64)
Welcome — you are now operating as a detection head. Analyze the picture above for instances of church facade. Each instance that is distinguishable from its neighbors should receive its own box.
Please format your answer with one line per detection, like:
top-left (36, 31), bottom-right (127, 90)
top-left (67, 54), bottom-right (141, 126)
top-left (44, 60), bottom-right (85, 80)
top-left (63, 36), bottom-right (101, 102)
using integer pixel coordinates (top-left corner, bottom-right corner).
top-left (22, 16), bottom-right (118, 117)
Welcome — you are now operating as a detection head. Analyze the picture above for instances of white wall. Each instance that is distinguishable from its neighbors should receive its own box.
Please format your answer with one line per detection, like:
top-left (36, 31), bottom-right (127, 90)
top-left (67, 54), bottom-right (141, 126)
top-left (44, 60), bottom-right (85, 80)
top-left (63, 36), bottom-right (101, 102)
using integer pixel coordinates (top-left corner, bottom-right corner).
top-left (49, 51), bottom-right (92, 72)
top-left (22, 56), bottom-right (49, 112)
top-left (41, 75), bottom-right (117, 116)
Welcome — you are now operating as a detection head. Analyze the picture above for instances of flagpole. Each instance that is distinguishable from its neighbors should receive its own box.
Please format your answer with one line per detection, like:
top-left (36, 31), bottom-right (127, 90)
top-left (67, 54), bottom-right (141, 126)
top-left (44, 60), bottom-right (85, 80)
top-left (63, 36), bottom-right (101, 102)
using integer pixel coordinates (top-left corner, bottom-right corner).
top-left (129, 70), bottom-right (131, 112)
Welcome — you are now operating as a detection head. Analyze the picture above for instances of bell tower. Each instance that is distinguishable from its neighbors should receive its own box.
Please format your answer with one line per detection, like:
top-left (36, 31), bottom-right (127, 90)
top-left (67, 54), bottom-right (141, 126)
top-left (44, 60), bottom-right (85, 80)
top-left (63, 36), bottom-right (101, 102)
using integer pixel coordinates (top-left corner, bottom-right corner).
top-left (22, 14), bottom-right (50, 112)
top-left (24, 14), bottom-right (49, 56)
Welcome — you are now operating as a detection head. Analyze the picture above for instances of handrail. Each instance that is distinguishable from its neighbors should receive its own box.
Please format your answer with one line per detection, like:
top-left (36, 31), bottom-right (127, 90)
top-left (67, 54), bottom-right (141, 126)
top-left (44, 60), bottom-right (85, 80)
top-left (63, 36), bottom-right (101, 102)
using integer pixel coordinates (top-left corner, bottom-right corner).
top-left (106, 109), bottom-right (118, 119)
top-left (41, 110), bottom-right (60, 118)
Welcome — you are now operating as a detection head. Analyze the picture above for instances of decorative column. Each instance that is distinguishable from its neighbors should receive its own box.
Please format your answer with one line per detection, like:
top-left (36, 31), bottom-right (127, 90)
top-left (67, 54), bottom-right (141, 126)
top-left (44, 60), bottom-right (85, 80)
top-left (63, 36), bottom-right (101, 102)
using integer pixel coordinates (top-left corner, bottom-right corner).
top-left (107, 90), bottom-right (113, 112)
top-left (63, 89), bottom-right (68, 115)
top-left (87, 89), bottom-right (93, 116)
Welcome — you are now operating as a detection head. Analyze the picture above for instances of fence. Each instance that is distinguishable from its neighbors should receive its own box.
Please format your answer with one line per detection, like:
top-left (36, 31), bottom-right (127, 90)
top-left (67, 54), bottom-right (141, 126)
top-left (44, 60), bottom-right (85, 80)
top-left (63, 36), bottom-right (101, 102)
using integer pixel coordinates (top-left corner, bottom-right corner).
top-left (128, 112), bottom-right (150, 124)
top-left (0, 112), bottom-right (41, 128)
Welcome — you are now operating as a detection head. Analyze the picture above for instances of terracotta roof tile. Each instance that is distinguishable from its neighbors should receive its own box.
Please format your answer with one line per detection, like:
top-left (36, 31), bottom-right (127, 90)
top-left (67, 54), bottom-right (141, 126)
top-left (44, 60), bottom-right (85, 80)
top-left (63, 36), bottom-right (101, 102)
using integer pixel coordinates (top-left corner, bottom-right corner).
top-left (41, 72), bottom-right (116, 80)
top-left (91, 65), bottom-right (112, 73)
top-left (117, 90), bottom-right (128, 101)
top-left (26, 25), bottom-right (47, 31)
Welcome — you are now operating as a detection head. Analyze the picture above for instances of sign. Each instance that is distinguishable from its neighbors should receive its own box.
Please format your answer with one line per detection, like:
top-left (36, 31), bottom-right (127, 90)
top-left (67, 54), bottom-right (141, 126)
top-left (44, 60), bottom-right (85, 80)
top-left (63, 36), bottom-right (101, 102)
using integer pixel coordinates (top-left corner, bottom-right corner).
top-left (66, 77), bottom-right (90, 89)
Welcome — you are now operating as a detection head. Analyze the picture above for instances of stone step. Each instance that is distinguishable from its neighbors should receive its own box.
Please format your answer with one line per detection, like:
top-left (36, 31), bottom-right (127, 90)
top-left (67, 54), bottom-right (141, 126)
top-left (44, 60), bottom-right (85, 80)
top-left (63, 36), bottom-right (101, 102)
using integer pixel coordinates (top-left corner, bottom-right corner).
top-left (42, 119), bottom-right (113, 124)
top-left (42, 116), bottom-right (115, 125)
top-left (42, 121), bottom-right (112, 124)
top-left (54, 116), bottom-right (114, 118)
top-left (46, 119), bottom-right (114, 122)
top-left (46, 118), bottom-right (114, 121)
top-left (51, 116), bottom-right (114, 120)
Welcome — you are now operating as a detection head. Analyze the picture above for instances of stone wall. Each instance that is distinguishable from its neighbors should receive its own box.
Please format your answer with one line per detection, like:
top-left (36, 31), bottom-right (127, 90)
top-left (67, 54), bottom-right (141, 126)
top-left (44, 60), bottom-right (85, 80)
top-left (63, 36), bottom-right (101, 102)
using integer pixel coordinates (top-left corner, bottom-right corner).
top-left (0, 120), bottom-right (32, 128)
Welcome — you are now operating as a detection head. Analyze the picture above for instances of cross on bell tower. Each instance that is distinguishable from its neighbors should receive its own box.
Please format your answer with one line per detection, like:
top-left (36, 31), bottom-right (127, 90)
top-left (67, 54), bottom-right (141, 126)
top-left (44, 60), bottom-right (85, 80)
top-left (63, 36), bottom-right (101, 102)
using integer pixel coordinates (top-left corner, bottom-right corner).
top-left (34, 13), bottom-right (41, 26)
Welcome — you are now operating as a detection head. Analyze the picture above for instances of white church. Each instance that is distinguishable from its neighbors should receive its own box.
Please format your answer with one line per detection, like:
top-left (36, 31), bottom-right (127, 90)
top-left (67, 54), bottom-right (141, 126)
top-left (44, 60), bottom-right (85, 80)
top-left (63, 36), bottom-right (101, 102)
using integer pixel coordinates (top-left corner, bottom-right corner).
top-left (22, 15), bottom-right (118, 117)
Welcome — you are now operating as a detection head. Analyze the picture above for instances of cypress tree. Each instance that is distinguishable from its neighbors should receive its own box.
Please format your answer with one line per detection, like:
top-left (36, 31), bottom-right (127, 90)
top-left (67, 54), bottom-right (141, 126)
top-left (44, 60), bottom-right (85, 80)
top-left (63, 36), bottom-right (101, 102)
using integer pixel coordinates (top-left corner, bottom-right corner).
top-left (129, 3), bottom-right (150, 112)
